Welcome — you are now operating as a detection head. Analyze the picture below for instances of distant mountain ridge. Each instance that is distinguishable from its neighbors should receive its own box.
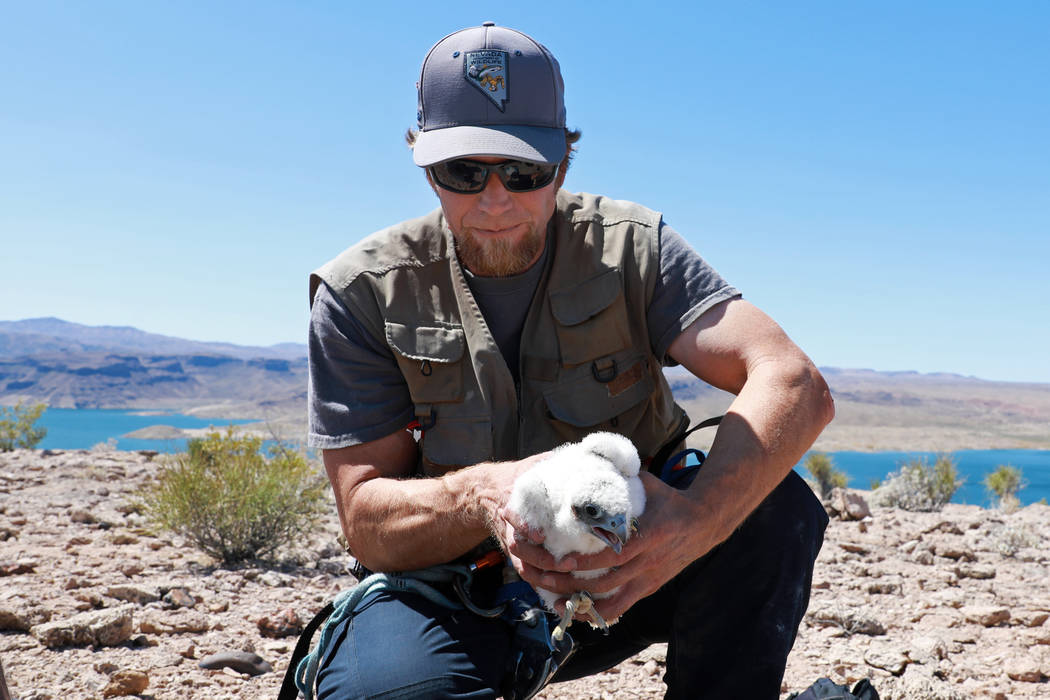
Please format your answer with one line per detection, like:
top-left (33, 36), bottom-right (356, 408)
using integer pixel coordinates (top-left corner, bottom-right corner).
top-left (2, 318), bottom-right (1049, 451)
top-left (663, 365), bottom-right (1050, 452)
top-left (0, 317), bottom-right (307, 361)
top-left (0, 349), bottom-right (306, 414)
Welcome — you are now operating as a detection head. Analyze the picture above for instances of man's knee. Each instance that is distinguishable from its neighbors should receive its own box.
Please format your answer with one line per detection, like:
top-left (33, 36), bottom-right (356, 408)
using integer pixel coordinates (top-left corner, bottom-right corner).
top-left (315, 592), bottom-right (510, 699)
top-left (672, 469), bottom-right (827, 608)
top-left (743, 469), bottom-right (829, 563)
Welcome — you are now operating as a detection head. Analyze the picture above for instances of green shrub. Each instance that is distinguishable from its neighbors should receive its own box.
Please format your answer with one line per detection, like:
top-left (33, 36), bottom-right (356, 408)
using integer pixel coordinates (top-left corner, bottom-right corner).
top-left (0, 401), bottom-right (48, 451)
top-left (993, 522), bottom-right (1037, 557)
top-left (804, 452), bottom-right (849, 499)
top-left (872, 454), bottom-right (963, 512)
top-left (984, 464), bottom-right (1026, 509)
top-left (138, 427), bottom-right (328, 563)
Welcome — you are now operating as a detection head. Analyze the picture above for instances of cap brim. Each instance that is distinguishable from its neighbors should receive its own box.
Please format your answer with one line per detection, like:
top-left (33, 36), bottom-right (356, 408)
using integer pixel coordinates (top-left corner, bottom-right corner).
top-left (413, 125), bottom-right (566, 167)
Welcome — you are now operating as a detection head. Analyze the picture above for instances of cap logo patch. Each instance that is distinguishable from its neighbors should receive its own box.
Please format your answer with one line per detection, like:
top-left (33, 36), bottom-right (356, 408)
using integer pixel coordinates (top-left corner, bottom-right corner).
top-left (464, 50), bottom-right (508, 111)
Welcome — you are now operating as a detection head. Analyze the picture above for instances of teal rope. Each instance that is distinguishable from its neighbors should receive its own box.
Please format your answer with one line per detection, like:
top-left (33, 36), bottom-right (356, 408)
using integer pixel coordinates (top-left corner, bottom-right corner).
top-left (294, 565), bottom-right (472, 699)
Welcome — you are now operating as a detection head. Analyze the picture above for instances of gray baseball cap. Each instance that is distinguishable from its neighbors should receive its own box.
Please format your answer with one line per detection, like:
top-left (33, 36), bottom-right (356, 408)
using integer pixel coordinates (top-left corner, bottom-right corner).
top-left (412, 22), bottom-right (567, 167)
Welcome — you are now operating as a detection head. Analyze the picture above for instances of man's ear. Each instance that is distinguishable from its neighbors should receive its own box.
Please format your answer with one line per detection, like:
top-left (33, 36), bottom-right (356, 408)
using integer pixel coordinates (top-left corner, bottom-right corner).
top-left (555, 167), bottom-right (567, 190)
top-left (555, 147), bottom-right (572, 189)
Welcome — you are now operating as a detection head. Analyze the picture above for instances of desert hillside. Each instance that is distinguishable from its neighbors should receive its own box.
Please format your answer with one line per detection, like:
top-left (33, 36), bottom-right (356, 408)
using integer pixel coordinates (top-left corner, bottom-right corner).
top-left (666, 366), bottom-right (1050, 452)
top-left (1, 448), bottom-right (1047, 699)
top-left (5, 318), bottom-right (1050, 452)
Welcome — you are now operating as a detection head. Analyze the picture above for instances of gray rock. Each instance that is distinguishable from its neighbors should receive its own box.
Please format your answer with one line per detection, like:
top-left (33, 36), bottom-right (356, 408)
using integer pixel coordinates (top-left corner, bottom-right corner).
top-left (908, 635), bottom-right (948, 664)
top-left (100, 669), bottom-right (149, 697)
top-left (881, 668), bottom-right (968, 700)
top-left (30, 604), bottom-right (134, 648)
top-left (954, 563), bottom-right (996, 579)
top-left (961, 605), bottom-right (1010, 627)
top-left (257, 608), bottom-right (303, 638)
top-left (829, 488), bottom-right (872, 521)
top-left (864, 644), bottom-right (909, 675)
top-left (106, 585), bottom-right (161, 605)
top-left (0, 602), bottom-right (52, 631)
top-left (867, 580), bottom-right (902, 595)
top-left (932, 540), bottom-right (975, 562)
top-left (198, 651), bottom-right (273, 676)
top-left (162, 587), bottom-right (197, 608)
top-left (807, 605), bottom-right (886, 636)
top-left (0, 559), bottom-right (37, 575)
top-left (316, 559), bottom-right (349, 576)
top-left (1004, 656), bottom-right (1045, 682)
top-left (138, 609), bottom-right (210, 635)
top-left (1013, 609), bottom-right (1050, 627)
top-left (69, 508), bottom-right (97, 524)
top-left (258, 571), bottom-right (292, 587)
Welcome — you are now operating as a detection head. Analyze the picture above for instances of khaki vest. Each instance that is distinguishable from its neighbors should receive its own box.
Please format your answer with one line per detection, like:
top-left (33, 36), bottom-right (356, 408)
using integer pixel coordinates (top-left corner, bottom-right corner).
top-left (311, 191), bottom-right (688, 475)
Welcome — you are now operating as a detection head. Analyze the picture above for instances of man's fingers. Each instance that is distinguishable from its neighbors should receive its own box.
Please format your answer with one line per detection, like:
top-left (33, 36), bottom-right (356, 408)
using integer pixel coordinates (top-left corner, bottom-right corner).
top-left (590, 581), bottom-right (644, 623)
top-left (569, 539), bottom-right (639, 571)
top-left (500, 506), bottom-right (545, 544)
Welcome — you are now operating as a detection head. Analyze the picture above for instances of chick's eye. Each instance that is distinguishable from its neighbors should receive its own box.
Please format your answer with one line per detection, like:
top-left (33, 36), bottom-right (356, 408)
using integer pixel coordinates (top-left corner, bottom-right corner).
top-left (585, 505), bottom-right (600, 518)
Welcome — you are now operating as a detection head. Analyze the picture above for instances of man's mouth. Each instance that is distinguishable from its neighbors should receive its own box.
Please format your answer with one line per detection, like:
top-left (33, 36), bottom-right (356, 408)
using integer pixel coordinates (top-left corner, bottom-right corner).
top-left (470, 222), bottom-right (524, 236)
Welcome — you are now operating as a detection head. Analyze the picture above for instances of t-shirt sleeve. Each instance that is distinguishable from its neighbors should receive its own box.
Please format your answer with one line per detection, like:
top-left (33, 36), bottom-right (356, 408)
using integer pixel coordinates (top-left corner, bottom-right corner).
top-left (307, 281), bottom-right (415, 449)
top-left (648, 222), bottom-right (742, 365)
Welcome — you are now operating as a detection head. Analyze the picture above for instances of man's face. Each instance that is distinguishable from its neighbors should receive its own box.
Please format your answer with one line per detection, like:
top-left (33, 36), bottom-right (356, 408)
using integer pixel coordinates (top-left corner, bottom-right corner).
top-left (433, 156), bottom-right (565, 277)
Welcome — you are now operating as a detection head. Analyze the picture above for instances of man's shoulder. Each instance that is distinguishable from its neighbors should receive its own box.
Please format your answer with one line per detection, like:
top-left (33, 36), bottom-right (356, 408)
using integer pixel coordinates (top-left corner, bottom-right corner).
top-left (312, 208), bottom-right (449, 293)
top-left (556, 190), bottom-right (662, 229)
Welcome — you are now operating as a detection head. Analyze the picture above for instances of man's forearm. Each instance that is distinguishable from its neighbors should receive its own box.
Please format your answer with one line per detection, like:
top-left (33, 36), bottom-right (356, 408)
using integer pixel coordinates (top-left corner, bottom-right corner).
top-left (329, 458), bottom-right (528, 573)
top-left (335, 474), bottom-right (485, 571)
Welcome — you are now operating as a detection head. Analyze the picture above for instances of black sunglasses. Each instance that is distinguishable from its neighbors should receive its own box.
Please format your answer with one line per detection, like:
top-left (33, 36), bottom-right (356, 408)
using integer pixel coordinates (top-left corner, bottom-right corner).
top-left (428, 158), bottom-right (559, 194)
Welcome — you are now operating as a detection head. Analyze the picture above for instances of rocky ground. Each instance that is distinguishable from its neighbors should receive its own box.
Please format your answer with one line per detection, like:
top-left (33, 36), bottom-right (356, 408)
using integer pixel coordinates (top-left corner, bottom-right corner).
top-left (1, 448), bottom-right (1048, 699)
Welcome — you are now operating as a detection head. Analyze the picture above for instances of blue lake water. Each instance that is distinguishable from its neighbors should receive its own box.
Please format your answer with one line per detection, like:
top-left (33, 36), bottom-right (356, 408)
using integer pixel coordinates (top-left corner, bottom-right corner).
top-left (795, 450), bottom-right (1050, 507)
top-left (22, 409), bottom-right (1050, 506)
top-left (34, 408), bottom-right (256, 453)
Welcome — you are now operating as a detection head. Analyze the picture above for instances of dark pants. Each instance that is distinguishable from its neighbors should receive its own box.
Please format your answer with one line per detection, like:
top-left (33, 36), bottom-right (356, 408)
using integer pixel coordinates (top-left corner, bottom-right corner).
top-left (316, 470), bottom-right (828, 700)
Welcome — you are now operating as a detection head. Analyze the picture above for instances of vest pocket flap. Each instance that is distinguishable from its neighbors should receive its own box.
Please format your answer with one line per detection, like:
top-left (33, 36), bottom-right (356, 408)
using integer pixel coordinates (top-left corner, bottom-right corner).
top-left (542, 358), bottom-right (654, 427)
top-left (549, 269), bottom-right (622, 326)
top-left (385, 322), bottom-right (465, 363)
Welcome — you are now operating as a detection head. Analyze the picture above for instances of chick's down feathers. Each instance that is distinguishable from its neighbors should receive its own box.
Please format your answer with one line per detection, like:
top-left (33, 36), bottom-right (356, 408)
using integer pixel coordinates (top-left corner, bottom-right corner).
top-left (508, 432), bottom-right (645, 623)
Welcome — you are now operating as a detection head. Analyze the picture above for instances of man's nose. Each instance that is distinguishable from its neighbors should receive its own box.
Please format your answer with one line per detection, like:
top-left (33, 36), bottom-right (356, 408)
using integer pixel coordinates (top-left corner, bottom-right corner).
top-left (476, 172), bottom-right (513, 214)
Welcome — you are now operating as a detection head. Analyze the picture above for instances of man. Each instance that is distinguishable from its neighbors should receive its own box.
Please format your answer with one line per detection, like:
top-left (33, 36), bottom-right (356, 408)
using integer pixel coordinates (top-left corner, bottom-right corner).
top-left (307, 22), bottom-right (833, 699)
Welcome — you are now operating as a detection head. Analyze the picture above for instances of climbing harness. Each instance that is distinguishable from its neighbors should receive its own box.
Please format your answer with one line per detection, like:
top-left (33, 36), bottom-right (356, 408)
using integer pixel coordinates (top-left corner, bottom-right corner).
top-left (277, 550), bottom-right (574, 700)
top-left (494, 575), bottom-right (576, 700)
top-left (650, 415), bottom-right (722, 489)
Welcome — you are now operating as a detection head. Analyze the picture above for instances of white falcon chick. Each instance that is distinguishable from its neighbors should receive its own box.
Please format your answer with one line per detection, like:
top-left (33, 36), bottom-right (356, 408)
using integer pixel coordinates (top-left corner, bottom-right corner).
top-left (508, 432), bottom-right (645, 640)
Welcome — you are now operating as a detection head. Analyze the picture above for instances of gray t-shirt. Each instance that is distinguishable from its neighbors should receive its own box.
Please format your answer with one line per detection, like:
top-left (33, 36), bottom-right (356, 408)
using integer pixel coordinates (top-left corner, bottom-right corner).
top-left (308, 221), bottom-right (740, 449)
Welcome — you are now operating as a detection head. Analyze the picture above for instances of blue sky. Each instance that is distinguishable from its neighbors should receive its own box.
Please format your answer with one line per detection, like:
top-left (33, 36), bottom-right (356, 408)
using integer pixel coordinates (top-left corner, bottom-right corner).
top-left (2, 1), bottom-right (1048, 382)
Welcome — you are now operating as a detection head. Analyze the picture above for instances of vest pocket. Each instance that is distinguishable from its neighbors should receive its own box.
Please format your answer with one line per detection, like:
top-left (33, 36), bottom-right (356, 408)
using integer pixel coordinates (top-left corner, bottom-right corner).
top-left (419, 415), bottom-right (493, 475)
top-left (541, 352), bottom-right (654, 427)
top-left (386, 321), bottom-right (465, 403)
top-left (549, 268), bottom-right (631, 366)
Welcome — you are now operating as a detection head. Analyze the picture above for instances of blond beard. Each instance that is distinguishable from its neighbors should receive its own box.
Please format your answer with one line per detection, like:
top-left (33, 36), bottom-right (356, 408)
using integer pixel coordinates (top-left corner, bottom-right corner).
top-left (454, 226), bottom-right (545, 277)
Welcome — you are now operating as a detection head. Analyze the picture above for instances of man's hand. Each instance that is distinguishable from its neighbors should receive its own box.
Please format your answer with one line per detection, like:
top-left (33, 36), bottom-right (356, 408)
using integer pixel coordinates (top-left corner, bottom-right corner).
top-left (502, 471), bottom-right (712, 623)
top-left (485, 451), bottom-right (554, 562)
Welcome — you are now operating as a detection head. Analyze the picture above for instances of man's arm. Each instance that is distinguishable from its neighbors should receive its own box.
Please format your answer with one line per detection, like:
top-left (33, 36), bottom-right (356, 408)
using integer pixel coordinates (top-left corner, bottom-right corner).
top-left (664, 297), bottom-right (835, 554)
top-left (505, 297), bottom-right (834, 620)
top-left (323, 431), bottom-right (547, 572)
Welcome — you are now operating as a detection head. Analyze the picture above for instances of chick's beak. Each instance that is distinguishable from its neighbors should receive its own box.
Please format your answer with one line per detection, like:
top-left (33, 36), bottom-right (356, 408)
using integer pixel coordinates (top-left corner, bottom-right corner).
top-left (574, 503), bottom-right (631, 553)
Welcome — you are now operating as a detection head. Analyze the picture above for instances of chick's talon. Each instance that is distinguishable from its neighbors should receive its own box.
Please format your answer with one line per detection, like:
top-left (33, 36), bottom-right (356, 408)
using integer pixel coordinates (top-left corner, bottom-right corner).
top-left (551, 591), bottom-right (590, 643)
top-left (585, 604), bottom-right (609, 632)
